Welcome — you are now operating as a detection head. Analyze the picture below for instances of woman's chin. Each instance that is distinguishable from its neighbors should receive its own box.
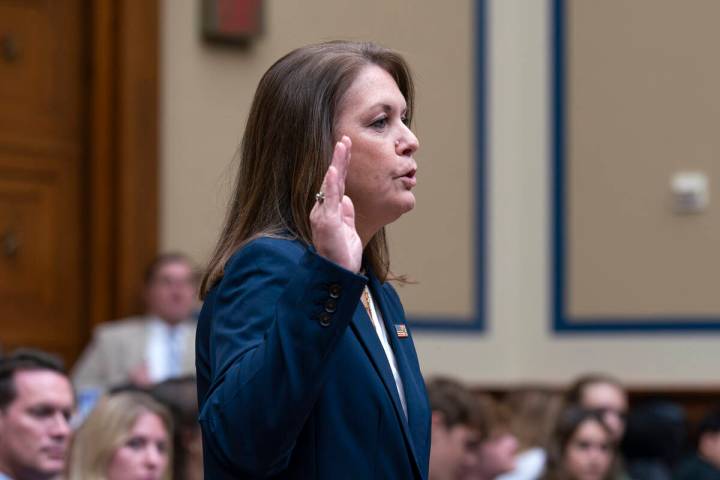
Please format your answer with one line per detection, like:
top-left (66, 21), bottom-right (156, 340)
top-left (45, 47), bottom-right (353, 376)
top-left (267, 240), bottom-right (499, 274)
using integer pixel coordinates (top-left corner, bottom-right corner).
top-left (389, 194), bottom-right (416, 220)
top-left (400, 192), bottom-right (416, 213)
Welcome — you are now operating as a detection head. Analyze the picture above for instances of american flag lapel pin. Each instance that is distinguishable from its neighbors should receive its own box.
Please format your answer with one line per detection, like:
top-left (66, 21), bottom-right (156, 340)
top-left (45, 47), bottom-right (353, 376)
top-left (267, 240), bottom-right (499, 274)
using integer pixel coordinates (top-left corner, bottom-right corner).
top-left (395, 324), bottom-right (408, 338)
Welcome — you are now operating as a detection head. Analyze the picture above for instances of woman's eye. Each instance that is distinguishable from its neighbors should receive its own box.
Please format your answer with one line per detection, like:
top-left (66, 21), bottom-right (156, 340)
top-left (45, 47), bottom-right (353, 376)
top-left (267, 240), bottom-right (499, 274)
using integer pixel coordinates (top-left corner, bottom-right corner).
top-left (401, 115), bottom-right (409, 125)
top-left (126, 437), bottom-right (146, 450)
top-left (370, 117), bottom-right (388, 129)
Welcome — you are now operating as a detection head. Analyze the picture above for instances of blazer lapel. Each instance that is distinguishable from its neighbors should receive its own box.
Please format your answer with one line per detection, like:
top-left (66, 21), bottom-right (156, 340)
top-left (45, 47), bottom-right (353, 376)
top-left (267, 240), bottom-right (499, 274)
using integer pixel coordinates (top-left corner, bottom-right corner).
top-left (349, 303), bottom-right (407, 425)
top-left (368, 274), bottom-right (430, 473)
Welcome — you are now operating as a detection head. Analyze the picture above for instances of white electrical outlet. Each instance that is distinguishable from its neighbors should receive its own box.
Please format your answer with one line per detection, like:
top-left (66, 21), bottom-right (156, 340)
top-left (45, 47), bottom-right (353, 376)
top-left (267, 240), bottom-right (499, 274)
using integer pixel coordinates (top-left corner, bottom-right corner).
top-left (670, 171), bottom-right (709, 213)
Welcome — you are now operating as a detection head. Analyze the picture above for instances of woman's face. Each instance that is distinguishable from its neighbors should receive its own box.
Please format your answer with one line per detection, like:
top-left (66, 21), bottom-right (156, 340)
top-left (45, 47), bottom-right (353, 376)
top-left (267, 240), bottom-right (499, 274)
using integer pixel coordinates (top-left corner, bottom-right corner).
top-left (580, 382), bottom-right (628, 441)
top-left (563, 419), bottom-right (613, 480)
top-left (335, 64), bottom-right (419, 234)
top-left (107, 412), bottom-right (170, 480)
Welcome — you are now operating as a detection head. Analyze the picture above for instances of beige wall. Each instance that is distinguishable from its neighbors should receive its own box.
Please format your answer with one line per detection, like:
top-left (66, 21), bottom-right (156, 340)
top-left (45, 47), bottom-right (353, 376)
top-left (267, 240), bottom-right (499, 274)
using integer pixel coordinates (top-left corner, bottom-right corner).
top-left (161, 0), bottom-right (720, 386)
top-left (161, 0), bottom-right (475, 318)
top-left (567, 0), bottom-right (720, 318)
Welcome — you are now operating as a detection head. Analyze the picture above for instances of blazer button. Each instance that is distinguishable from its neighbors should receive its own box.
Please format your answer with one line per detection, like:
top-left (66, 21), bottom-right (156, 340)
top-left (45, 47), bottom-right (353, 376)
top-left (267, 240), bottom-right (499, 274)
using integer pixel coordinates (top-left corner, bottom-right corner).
top-left (319, 312), bottom-right (332, 327)
top-left (328, 284), bottom-right (342, 299)
top-left (324, 299), bottom-right (337, 313)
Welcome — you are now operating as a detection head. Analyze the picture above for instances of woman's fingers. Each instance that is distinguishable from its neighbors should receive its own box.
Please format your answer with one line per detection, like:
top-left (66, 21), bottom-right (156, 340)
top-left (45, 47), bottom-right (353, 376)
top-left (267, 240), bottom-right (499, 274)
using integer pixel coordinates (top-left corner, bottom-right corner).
top-left (319, 153), bottom-right (340, 214)
top-left (332, 136), bottom-right (352, 198)
top-left (340, 195), bottom-right (356, 230)
top-left (317, 136), bottom-right (352, 211)
top-left (310, 136), bottom-right (360, 273)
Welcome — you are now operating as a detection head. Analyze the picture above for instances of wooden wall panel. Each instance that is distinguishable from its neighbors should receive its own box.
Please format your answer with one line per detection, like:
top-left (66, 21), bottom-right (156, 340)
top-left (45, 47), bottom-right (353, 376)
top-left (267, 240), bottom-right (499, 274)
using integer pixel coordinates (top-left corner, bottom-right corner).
top-left (0, 0), bottom-right (159, 364)
top-left (0, 0), bottom-right (84, 362)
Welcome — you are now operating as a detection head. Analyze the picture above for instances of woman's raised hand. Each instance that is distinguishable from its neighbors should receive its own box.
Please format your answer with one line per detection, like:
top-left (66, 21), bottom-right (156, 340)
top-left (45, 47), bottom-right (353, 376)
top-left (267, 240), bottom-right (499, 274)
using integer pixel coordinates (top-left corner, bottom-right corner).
top-left (310, 136), bottom-right (363, 273)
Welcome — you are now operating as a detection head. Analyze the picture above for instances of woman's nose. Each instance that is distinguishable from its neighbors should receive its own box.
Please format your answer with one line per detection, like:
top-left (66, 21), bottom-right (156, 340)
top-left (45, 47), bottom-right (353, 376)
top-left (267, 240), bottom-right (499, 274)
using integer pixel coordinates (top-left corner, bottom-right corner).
top-left (396, 126), bottom-right (419, 156)
top-left (144, 445), bottom-right (163, 468)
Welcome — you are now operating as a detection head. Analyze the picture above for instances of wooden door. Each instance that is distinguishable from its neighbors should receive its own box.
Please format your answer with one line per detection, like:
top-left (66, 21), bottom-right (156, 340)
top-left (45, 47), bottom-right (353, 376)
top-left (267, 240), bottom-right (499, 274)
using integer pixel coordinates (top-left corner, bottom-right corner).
top-left (0, 0), bottom-right (86, 362)
top-left (0, 0), bottom-right (159, 366)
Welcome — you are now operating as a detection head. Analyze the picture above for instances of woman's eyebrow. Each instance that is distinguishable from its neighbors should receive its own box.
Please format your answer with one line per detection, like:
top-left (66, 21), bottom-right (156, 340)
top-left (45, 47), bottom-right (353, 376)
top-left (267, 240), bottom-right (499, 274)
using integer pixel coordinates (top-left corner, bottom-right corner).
top-left (366, 101), bottom-right (407, 113)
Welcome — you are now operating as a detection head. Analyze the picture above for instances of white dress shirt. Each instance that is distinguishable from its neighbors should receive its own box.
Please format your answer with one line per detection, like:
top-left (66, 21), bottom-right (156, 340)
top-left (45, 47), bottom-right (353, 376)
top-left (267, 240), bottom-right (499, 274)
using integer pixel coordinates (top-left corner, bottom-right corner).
top-left (366, 288), bottom-right (408, 418)
top-left (146, 318), bottom-right (190, 383)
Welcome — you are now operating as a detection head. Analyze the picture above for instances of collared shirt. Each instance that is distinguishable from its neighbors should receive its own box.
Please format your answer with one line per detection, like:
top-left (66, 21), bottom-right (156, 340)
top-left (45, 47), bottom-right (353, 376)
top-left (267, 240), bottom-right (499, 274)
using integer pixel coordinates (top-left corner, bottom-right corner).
top-left (146, 317), bottom-right (191, 383)
top-left (366, 288), bottom-right (408, 418)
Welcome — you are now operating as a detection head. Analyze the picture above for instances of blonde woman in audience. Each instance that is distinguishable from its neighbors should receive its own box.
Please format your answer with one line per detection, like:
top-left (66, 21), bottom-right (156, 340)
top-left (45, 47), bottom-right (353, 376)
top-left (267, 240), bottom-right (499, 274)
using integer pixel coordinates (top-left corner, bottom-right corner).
top-left (68, 392), bottom-right (172, 480)
top-left (542, 407), bottom-right (618, 480)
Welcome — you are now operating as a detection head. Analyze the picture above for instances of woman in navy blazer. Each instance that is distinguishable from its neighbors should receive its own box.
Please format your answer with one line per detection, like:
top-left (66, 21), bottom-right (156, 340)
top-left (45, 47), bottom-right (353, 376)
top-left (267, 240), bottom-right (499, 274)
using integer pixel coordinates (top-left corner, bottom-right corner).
top-left (196, 41), bottom-right (431, 479)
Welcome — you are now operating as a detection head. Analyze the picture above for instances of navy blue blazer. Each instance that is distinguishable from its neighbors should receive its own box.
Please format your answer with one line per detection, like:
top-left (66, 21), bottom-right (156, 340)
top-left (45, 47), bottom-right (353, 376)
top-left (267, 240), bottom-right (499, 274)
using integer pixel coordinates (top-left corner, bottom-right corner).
top-left (196, 237), bottom-right (431, 479)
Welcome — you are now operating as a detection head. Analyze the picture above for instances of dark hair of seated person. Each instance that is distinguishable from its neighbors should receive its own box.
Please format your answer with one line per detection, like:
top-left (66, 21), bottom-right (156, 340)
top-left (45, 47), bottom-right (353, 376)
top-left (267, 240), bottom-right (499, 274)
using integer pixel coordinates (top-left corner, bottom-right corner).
top-left (620, 399), bottom-right (686, 479)
top-left (543, 407), bottom-right (619, 480)
top-left (0, 348), bottom-right (67, 409)
top-left (427, 376), bottom-right (487, 434)
top-left (150, 376), bottom-right (201, 480)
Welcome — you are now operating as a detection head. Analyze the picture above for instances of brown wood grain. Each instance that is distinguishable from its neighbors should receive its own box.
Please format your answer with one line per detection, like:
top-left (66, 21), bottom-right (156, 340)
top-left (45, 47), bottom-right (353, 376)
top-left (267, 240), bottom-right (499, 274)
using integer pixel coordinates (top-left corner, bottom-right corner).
top-left (1, 0), bottom-right (159, 367)
top-left (0, 0), bottom-right (85, 362)
top-left (114, 0), bottom-right (159, 318)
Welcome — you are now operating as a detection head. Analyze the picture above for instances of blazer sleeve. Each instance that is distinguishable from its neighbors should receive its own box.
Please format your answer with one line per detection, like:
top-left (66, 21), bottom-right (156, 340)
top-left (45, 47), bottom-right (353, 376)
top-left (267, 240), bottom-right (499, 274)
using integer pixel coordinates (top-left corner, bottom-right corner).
top-left (198, 239), bottom-right (367, 476)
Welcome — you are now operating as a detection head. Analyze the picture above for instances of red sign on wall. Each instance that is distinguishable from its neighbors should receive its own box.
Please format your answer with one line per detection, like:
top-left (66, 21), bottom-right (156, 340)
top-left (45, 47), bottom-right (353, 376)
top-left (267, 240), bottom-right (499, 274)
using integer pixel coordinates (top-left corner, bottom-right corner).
top-left (202, 0), bottom-right (262, 44)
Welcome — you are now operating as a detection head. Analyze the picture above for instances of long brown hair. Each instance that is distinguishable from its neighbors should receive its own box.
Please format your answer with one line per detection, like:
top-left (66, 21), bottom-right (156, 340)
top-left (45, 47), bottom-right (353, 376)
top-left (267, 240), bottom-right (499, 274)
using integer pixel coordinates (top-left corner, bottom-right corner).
top-left (542, 407), bottom-right (619, 480)
top-left (201, 41), bottom-right (415, 298)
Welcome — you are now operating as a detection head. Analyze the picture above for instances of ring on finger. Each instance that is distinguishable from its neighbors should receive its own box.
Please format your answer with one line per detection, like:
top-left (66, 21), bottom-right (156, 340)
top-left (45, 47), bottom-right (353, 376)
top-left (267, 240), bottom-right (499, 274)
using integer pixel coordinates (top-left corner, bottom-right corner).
top-left (315, 191), bottom-right (325, 204)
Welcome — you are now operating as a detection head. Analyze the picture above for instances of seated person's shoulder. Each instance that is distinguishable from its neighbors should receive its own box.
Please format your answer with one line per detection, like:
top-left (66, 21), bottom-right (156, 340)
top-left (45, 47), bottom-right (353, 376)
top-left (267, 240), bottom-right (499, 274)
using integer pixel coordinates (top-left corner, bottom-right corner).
top-left (93, 316), bottom-right (150, 340)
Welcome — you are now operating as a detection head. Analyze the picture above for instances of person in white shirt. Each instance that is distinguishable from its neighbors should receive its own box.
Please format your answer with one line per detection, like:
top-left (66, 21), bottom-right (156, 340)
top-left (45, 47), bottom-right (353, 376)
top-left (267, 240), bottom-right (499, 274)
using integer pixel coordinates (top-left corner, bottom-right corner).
top-left (72, 253), bottom-right (198, 394)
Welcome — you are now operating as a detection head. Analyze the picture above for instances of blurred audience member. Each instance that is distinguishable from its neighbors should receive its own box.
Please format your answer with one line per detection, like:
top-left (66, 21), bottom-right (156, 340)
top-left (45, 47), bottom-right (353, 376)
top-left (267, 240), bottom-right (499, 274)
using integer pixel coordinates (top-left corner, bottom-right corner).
top-left (150, 376), bottom-right (202, 480)
top-left (565, 374), bottom-right (628, 444)
top-left (461, 394), bottom-right (519, 480)
top-left (428, 377), bottom-right (486, 480)
top-left (72, 253), bottom-right (198, 394)
top-left (621, 400), bottom-right (686, 480)
top-left (565, 374), bottom-right (631, 479)
top-left (68, 391), bottom-right (172, 480)
top-left (674, 406), bottom-right (720, 480)
top-left (0, 349), bottom-right (74, 480)
top-left (498, 389), bottom-right (563, 480)
top-left (542, 407), bottom-right (618, 480)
